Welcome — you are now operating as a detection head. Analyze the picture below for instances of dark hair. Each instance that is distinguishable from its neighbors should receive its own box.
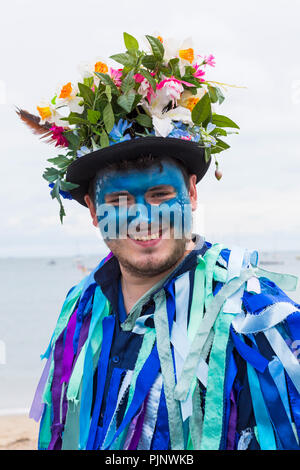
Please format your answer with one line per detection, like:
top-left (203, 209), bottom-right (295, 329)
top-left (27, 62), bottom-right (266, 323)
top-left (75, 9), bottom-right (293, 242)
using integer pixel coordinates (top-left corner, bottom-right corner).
top-left (88, 154), bottom-right (191, 204)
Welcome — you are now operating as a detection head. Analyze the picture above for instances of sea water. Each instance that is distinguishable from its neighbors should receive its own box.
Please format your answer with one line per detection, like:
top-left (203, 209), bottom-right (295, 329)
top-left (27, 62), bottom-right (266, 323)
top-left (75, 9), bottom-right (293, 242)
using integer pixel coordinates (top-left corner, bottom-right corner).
top-left (0, 250), bottom-right (299, 413)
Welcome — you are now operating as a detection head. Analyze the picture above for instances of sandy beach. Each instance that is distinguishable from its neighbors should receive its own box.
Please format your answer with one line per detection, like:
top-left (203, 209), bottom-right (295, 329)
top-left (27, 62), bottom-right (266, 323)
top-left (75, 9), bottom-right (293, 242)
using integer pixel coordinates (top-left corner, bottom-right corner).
top-left (0, 414), bottom-right (39, 450)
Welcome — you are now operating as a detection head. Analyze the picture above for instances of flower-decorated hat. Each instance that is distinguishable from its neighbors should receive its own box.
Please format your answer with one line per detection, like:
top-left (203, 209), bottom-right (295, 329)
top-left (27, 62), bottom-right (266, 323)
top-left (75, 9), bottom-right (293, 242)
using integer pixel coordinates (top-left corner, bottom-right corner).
top-left (17, 32), bottom-right (239, 221)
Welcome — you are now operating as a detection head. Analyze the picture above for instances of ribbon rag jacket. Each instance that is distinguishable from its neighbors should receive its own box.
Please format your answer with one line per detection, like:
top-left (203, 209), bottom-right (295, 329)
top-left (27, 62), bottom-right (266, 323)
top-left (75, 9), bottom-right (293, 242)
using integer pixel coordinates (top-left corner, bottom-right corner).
top-left (30, 237), bottom-right (300, 450)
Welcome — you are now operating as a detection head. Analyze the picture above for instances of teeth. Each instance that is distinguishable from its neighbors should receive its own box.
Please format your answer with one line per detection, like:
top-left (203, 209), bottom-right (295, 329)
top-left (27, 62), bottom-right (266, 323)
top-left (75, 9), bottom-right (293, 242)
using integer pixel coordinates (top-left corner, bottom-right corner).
top-left (131, 232), bottom-right (160, 241)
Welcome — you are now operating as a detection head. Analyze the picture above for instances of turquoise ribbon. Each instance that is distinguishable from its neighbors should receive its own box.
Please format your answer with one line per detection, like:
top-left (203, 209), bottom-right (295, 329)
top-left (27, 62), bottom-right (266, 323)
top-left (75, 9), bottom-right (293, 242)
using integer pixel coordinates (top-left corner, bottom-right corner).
top-left (154, 289), bottom-right (184, 450)
top-left (247, 362), bottom-right (277, 449)
top-left (175, 266), bottom-right (255, 402)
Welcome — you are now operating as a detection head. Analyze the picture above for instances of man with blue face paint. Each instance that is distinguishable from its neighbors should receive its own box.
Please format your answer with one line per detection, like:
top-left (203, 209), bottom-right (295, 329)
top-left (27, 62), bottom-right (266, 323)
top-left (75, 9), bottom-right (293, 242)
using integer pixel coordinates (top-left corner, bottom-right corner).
top-left (31, 142), bottom-right (300, 452)
top-left (24, 34), bottom-right (300, 451)
top-left (84, 158), bottom-right (196, 313)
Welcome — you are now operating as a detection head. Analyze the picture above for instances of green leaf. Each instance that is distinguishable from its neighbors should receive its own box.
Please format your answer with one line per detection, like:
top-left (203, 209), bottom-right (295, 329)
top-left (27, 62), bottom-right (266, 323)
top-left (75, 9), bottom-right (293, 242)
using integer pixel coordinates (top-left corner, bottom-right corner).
top-left (78, 82), bottom-right (95, 107)
top-left (51, 95), bottom-right (57, 105)
top-left (63, 112), bottom-right (89, 126)
top-left (105, 85), bottom-right (112, 102)
top-left (204, 147), bottom-right (211, 162)
top-left (145, 35), bottom-right (164, 60)
top-left (110, 53), bottom-right (135, 68)
top-left (47, 155), bottom-right (70, 169)
top-left (117, 93), bottom-right (136, 113)
top-left (213, 138), bottom-right (230, 152)
top-left (208, 86), bottom-right (218, 104)
top-left (212, 114), bottom-right (239, 129)
top-left (168, 58), bottom-right (180, 77)
top-left (181, 76), bottom-right (202, 88)
top-left (121, 70), bottom-right (135, 94)
top-left (50, 179), bottom-right (60, 199)
top-left (123, 32), bottom-right (139, 51)
top-left (135, 113), bottom-right (152, 128)
top-left (64, 132), bottom-right (80, 150)
top-left (103, 102), bottom-right (115, 133)
top-left (94, 72), bottom-right (119, 95)
top-left (141, 55), bottom-right (157, 70)
top-left (215, 87), bottom-right (225, 105)
top-left (60, 180), bottom-right (79, 191)
top-left (43, 167), bottom-right (61, 183)
top-left (191, 93), bottom-right (211, 125)
top-left (138, 69), bottom-right (156, 91)
top-left (83, 76), bottom-right (94, 88)
top-left (87, 109), bottom-right (101, 124)
top-left (100, 130), bottom-right (109, 148)
top-left (210, 127), bottom-right (227, 137)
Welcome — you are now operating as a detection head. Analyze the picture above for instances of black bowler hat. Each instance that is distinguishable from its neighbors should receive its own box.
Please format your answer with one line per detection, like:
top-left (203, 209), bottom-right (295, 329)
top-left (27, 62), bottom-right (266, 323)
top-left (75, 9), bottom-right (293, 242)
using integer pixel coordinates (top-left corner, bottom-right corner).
top-left (66, 136), bottom-right (211, 207)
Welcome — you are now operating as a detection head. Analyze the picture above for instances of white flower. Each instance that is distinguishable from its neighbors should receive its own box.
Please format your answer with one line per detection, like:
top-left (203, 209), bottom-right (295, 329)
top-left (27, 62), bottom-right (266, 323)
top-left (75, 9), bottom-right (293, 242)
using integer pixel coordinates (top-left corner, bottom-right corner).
top-left (36, 100), bottom-right (66, 126)
top-left (78, 58), bottom-right (109, 85)
top-left (162, 36), bottom-right (196, 75)
top-left (152, 106), bottom-right (193, 137)
top-left (178, 88), bottom-right (207, 112)
top-left (55, 82), bottom-right (84, 115)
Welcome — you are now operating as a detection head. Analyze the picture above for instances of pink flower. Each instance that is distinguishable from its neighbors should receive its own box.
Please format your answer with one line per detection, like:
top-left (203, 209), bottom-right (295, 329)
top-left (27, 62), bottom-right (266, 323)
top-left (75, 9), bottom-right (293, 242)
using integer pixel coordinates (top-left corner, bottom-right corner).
top-left (157, 76), bottom-right (194, 90)
top-left (180, 135), bottom-right (192, 141)
top-left (193, 64), bottom-right (206, 82)
top-left (134, 73), bottom-right (156, 104)
top-left (50, 125), bottom-right (69, 147)
top-left (203, 54), bottom-right (216, 67)
top-left (156, 77), bottom-right (190, 107)
top-left (110, 68), bottom-right (122, 87)
top-left (134, 73), bottom-right (145, 84)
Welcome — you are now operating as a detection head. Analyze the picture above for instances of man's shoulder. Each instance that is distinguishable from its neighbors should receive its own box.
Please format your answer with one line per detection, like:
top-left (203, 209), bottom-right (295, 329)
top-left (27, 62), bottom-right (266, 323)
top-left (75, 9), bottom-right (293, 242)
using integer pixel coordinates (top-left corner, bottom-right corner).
top-left (203, 240), bottom-right (300, 318)
top-left (64, 252), bottom-right (113, 302)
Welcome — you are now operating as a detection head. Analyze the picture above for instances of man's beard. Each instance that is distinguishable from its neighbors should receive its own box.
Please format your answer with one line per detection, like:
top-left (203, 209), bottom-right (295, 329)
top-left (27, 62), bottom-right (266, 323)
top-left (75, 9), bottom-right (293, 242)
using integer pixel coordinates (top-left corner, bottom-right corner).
top-left (105, 238), bottom-right (188, 278)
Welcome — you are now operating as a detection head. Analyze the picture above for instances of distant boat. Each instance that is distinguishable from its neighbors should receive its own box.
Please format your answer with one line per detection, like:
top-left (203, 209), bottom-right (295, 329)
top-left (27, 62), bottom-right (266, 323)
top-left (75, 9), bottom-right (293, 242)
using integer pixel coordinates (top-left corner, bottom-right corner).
top-left (48, 259), bottom-right (56, 266)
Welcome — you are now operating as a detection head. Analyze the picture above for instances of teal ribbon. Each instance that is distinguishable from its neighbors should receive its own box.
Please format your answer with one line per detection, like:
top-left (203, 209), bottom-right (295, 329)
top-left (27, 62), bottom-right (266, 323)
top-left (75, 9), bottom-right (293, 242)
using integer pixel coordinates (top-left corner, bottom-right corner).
top-left (175, 266), bottom-right (255, 402)
top-left (154, 289), bottom-right (184, 450)
top-left (247, 362), bottom-right (277, 449)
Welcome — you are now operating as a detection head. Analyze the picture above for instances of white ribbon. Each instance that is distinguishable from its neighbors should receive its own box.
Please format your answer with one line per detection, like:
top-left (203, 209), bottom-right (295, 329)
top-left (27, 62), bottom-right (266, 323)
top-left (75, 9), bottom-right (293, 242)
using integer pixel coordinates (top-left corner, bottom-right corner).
top-left (232, 302), bottom-right (299, 334)
top-left (264, 326), bottom-right (300, 395)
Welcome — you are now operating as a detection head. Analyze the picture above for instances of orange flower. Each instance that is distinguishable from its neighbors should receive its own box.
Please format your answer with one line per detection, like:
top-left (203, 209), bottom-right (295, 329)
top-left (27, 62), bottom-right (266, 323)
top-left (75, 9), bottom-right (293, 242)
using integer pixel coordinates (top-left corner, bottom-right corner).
top-left (157, 36), bottom-right (163, 43)
top-left (185, 97), bottom-right (199, 111)
top-left (37, 105), bottom-right (52, 121)
top-left (59, 82), bottom-right (73, 99)
top-left (94, 61), bottom-right (108, 74)
top-left (179, 48), bottom-right (194, 64)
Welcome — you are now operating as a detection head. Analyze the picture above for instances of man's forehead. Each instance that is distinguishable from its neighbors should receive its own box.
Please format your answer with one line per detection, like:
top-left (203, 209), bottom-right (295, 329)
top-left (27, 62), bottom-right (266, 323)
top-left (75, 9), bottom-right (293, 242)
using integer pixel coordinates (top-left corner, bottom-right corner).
top-left (95, 159), bottom-right (184, 192)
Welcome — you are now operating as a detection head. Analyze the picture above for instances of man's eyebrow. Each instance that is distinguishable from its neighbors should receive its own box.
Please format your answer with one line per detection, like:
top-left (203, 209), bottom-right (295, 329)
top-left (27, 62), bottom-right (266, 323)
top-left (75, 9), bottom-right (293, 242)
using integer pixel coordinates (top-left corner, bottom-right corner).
top-left (147, 185), bottom-right (175, 191)
top-left (106, 191), bottom-right (130, 197)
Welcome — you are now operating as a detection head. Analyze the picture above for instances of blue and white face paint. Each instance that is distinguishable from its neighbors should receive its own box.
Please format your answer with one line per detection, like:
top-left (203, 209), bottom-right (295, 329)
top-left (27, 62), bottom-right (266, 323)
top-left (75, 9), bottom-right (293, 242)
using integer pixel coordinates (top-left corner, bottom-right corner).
top-left (94, 160), bottom-right (193, 241)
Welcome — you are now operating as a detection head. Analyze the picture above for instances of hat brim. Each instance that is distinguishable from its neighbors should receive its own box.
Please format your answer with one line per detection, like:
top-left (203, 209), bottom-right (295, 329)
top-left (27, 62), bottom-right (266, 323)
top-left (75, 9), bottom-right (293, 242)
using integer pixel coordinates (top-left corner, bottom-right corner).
top-left (66, 137), bottom-right (211, 207)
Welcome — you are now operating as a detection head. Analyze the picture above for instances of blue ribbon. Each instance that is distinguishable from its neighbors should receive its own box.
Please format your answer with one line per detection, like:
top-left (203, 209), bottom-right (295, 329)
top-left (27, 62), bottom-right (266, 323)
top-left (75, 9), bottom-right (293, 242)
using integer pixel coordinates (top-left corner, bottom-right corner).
top-left (230, 327), bottom-right (269, 373)
top-left (286, 311), bottom-right (300, 341)
top-left (221, 347), bottom-right (237, 449)
top-left (73, 283), bottom-right (97, 356)
top-left (256, 367), bottom-right (299, 449)
top-left (103, 342), bottom-right (161, 449)
top-left (79, 287), bottom-right (108, 449)
top-left (151, 387), bottom-right (170, 450)
top-left (95, 367), bottom-right (125, 449)
top-left (286, 373), bottom-right (300, 442)
top-left (86, 315), bottom-right (115, 450)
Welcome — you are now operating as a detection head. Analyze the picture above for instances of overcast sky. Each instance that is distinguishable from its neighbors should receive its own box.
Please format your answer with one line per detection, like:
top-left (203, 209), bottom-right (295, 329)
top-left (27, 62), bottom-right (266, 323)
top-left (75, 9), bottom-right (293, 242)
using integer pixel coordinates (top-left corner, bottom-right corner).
top-left (1, 0), bottom-right (300, 257)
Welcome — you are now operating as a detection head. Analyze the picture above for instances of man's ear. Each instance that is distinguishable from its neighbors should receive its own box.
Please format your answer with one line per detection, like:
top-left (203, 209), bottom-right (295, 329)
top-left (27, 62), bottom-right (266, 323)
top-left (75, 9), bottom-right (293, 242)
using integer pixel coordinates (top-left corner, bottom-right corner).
top-left (189, 174), bottom-right (197, 211)
top-left (84, 194), bottom-right (98, 227)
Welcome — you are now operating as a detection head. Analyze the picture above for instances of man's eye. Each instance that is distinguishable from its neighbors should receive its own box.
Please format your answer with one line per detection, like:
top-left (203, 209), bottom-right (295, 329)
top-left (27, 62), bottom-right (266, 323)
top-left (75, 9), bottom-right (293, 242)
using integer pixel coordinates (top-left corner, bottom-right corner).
top-left (150, 192), bottom-right (174, 198)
